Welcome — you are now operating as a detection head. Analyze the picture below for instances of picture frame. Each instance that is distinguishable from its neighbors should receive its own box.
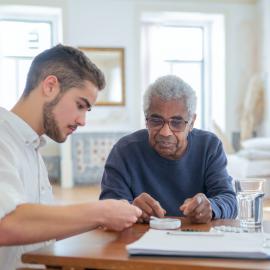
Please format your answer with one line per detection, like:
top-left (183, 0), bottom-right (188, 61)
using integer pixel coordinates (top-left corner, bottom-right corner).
top-left (79, 47), bottom-right (125, 106)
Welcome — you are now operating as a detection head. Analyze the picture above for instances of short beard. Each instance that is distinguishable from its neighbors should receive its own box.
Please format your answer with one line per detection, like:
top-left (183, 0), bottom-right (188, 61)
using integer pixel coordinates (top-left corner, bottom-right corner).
top-left (43, 94), bottom-right (65, 143)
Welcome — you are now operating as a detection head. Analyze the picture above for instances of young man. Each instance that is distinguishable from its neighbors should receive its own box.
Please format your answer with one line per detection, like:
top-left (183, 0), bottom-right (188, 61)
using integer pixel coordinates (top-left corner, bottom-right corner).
top-left (0, 44), bottom-right (141, 270)
top-left (100, 75), bottom-right (237, 224)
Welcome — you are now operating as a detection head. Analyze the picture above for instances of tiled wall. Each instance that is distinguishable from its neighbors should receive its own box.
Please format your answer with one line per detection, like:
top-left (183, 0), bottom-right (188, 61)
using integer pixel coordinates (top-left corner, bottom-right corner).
top-left (71, 132), bottom-right (127, 185)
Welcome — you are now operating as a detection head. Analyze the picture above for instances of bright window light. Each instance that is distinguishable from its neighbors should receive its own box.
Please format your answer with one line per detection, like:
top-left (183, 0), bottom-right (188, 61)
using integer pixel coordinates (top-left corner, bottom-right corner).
top-left (0, 6), bottom-right (62, 110)
top-left (0, 20), bottom-right (52, 57)
top-left (160, 26), bottom-right (203, 61)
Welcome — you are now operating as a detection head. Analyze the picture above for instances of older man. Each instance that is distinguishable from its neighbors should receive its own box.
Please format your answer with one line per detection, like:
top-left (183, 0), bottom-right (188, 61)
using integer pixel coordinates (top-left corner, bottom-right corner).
top-left (100, 75), bottom-right (237, 224)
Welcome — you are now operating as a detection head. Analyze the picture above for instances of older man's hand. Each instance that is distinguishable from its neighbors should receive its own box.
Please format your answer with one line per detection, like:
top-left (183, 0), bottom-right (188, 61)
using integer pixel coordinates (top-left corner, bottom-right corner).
top-left (132, 192), bottom-right (166, 223)
top-left (179, 193), bottom-right (212, 224)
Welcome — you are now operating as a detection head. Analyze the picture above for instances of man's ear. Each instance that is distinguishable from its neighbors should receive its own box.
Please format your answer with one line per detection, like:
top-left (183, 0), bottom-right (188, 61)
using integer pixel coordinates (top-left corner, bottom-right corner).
top-left (189, 114), bottom-right (197, 131)
top-left (42, 75), bottom-right (60, 99)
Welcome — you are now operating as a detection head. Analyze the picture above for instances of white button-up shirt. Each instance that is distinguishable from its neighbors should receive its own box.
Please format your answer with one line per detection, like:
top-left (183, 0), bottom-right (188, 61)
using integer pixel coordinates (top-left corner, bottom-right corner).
top-left (0, 107), bottom-right (54, 270)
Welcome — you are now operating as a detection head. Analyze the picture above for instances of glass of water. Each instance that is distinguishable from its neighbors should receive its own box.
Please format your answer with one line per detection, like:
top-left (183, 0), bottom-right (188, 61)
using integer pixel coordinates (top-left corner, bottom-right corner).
top-left (235, 178), bottom-right (265, 231)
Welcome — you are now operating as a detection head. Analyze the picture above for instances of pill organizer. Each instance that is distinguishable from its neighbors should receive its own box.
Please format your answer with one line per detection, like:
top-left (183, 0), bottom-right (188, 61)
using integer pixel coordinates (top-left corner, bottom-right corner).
top-left (149, 216), bottom-right (181, 230)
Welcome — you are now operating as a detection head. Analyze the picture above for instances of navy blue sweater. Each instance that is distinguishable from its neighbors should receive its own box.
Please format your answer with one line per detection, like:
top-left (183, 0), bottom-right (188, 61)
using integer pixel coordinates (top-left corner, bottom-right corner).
top-left (100, 129), bottom-right (237, 218)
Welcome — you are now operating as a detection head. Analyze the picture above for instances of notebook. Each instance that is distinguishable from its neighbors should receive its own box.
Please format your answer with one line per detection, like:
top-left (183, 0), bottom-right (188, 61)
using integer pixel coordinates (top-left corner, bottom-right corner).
top-left (127, 229), bottom-right (270, 259)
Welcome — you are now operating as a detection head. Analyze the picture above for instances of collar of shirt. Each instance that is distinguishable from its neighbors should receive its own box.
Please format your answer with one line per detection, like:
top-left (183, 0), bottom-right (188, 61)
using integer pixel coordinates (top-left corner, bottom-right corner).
top-left (0, 107), bottom-right (46, 149)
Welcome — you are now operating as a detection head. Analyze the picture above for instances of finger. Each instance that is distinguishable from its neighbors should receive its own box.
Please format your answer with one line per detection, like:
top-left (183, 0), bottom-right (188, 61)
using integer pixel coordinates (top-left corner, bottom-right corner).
top-left (120, 199), bottom-right (130, 205)
top-left (152, 201), bottom-right (166, 218)
top-left (195, 211), bottom-right (205, 220)
top-left (182, 194), bottom-right (203, 215)
top-left (142, 215), bottom-right (151, 223)
top-left (138, 211), bottom-right (150, 223)
top-left (136, 193), bottom-right (161, 216)
top-left (193, 203), bottom-right (206, 216)
top-left (124, 222), bottom-right (134, 229)
top-left (196, 194), bottom-right (203, 204)
top-left (133, 200), bottom-right (153, 216)
top-left (142, 194), bottom-right (165, 217)
top-left (195, 205), bottom-right (212, 221)
top-left (179, 198), bottom-right (192, 211)
top-left (142, 211), bottom-right (150, 220)
top-left (183, 198), bottom-right (192, 205)
top-left (132, 205), bottom-right (142, 217)
top-left (194, 210), bottom-right (212, 223)
top-left (192, 195), bottom-right (211, 217)
top-left (181, 199), bottom-right (197, 215)
top-left (188, 200), bottom-right (212, 223)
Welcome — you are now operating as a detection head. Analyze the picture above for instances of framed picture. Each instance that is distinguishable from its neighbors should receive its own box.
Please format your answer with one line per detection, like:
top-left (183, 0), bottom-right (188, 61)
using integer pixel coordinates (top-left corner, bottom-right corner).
top-left (79, 47), bottom-right (125, 106)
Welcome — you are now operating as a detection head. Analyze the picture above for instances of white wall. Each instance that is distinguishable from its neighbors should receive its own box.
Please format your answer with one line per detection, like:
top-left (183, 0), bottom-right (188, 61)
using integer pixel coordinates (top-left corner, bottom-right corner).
top-left (66, 0), bottom-right (258, 141)
top-left (0, 0), bottom-right (260, 138)
top-left (0, 0), bottom-right (262, 186)
top-left (258, 0), bottom-right (270, 136)
top-left (66, 0), bottom-right (140, 133)
top-left (0, 0), bottom-right (261, 137)
top-left (223, 2), bottom-right (258, 138)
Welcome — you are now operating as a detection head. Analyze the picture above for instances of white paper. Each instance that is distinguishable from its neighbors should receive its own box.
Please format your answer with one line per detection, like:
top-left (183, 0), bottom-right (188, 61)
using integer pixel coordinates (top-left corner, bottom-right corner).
top-left (127, 229), bottom-right (270, 259)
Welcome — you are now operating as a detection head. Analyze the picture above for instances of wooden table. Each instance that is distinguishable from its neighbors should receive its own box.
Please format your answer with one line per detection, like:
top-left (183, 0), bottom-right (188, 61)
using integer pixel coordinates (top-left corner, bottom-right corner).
top-left (21, 219), bottom-right (270, 270)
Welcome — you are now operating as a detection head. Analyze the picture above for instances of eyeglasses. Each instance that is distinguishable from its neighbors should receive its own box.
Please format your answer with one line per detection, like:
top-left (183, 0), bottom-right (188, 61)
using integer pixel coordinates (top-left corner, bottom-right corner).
top-left (146, 116), bottom-right (189, 132)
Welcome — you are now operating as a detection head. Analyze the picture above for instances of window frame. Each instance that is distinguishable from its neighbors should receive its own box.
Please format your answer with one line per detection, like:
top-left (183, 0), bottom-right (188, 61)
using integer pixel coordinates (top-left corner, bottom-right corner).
top-left (141, 12), bottom-right (225, 131)
top-left (0, 5), bottom-right (62, 109)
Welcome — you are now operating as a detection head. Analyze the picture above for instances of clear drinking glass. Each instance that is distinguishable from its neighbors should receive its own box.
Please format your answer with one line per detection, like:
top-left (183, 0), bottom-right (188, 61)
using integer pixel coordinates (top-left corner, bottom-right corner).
top-left (235, 178), bottom-right (265, 231)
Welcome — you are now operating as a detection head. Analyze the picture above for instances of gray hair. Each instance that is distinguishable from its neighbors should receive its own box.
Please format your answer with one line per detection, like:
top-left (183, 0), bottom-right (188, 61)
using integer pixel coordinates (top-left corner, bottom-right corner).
top-left (143, 75), bottom-right (197, 120)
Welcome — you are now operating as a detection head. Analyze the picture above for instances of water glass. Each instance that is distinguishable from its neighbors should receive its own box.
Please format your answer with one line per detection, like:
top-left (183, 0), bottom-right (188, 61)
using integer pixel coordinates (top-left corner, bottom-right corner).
top-left (235, 178), bottom-right (265, 231)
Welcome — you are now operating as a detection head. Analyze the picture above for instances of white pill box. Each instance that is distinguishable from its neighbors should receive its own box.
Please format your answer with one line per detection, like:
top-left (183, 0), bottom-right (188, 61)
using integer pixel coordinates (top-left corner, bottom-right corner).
top-left (149, 217), bottom-right (181, 230)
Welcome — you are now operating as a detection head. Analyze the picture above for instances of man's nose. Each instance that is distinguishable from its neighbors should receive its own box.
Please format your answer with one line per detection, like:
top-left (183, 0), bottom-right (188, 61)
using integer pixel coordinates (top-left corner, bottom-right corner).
top-left (76, 112), bottom-right (86, 126)
top-left (158, 122), bottom-right (173, 136)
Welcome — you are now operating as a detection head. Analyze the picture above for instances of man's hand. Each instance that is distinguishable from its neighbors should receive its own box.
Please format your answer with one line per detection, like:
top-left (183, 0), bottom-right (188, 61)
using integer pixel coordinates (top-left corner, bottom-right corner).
top-left (179, 193), bottom-right (212, 224)
top-left (132, 193), bottom-right (166, 223)
top-left (100, 199), bottom-right (142, 231)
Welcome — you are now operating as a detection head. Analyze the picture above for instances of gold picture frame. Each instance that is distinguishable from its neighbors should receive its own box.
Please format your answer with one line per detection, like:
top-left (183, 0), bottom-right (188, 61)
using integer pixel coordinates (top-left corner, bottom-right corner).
top-left (79, 47), bottom-right (125, 106)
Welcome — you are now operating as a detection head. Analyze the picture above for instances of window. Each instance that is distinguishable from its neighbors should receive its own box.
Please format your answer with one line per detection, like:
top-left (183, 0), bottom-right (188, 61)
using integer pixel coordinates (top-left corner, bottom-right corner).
top-left (0, 6), bottom-right (62, 109)
top-left (141, 12), bottom-right (225, 130)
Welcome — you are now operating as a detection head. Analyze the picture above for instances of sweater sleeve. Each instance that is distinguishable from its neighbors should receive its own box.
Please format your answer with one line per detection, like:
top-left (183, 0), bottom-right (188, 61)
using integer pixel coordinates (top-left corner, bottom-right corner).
top-left (99, 145), bottom-right (134, 202)
top-left (204, 140), bottom-right (238, 219)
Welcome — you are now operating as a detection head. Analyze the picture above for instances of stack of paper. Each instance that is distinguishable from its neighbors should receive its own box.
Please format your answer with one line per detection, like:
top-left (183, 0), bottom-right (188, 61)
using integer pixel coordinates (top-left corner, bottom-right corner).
top-left (127, 229), bottom-right (270, 259)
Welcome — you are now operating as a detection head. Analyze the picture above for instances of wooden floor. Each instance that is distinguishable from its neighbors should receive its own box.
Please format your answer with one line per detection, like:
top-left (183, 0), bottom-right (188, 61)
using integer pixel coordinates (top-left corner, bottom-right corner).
top-left (52, 184), bottom-right (101, 204)
top-left (52, 184), bottom-right (270, 220)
